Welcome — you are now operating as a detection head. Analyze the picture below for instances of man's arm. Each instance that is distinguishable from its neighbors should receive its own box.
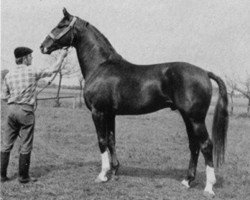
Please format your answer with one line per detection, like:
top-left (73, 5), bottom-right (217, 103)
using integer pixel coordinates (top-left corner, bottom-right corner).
top-left (36, 50), bottom-right (68, 79)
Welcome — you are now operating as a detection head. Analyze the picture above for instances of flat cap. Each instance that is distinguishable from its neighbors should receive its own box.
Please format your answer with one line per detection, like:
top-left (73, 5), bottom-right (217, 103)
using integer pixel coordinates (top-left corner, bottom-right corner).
top-left (14, 47), bottom-right (33, 59)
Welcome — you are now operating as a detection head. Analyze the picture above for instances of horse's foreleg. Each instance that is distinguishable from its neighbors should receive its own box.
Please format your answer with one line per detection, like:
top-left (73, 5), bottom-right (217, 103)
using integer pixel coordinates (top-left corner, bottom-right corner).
top-left (92, 110), bottom-right (110, 182)
top-left (107, 115), bottom-right (120, 175)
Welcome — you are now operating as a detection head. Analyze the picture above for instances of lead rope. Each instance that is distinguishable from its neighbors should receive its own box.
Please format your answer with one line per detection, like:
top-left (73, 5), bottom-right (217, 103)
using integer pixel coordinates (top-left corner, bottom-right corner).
top-left (34, 47), bottom-right (69, 111)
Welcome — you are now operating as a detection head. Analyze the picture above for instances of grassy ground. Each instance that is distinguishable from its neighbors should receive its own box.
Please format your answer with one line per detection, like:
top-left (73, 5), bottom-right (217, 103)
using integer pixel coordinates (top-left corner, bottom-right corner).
top-left (1, 93), bottom-right (249, 200)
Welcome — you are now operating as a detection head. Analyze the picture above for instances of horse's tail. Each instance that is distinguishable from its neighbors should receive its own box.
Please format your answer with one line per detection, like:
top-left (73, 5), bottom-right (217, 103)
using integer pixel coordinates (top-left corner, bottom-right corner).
top-left (208, 72), bottom-right (229, 168)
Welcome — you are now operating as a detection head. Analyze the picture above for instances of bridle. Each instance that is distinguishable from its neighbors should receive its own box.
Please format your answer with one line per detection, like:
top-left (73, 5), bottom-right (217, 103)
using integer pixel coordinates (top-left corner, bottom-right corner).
top-left (48, 16), bottom-right (77, 42)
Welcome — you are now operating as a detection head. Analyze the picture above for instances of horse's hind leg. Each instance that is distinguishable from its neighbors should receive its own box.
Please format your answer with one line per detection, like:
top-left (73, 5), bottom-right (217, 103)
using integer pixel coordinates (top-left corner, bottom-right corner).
top-left (92, 109), bottom-right (111, 182)
top-left (107, 114), bottom-right (120, 175)
top-left (180, 112), bottom-right (200, 188)
top-left (192, 121), bottom-right (216, 196)
top-left (194, 122), bottom-right (216, 196)
top-left (181, 110), bottom-right (216, 196)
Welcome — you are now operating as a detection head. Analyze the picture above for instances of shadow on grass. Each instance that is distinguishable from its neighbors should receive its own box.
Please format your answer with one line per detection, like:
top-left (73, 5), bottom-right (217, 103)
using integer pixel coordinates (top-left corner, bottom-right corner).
top-left (118, 165), bottom-right (186, 180)
top-left (118, 165), bottom-right (224, 189)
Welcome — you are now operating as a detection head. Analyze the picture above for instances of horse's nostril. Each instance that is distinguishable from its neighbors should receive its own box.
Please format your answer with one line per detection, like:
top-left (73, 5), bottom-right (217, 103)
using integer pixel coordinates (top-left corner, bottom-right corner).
top-left (40, 45), bottom-right (45, 53)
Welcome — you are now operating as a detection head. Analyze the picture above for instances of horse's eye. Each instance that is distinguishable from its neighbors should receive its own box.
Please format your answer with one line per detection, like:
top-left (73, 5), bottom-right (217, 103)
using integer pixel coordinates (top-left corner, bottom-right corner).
top-left (58, 24), bottom-right (67, 28)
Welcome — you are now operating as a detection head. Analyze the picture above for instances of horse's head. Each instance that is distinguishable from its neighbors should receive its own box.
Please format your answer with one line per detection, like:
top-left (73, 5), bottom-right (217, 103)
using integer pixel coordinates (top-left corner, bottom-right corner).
top-left (40, 8), bottom-right (77, 54)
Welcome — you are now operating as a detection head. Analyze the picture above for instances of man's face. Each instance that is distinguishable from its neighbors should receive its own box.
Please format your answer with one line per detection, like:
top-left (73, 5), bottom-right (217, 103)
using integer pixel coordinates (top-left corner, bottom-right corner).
top-left (25, 54), bottom-right (33, 66)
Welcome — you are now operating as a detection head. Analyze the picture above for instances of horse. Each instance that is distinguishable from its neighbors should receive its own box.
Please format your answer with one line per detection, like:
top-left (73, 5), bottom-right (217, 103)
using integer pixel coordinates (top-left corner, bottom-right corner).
top-left (40, 8), bottom-right (228, 197)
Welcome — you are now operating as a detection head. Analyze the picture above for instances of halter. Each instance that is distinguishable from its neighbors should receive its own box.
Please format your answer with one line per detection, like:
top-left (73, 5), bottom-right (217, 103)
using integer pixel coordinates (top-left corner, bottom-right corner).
top-left (48, 16), bottom-right (77, 41)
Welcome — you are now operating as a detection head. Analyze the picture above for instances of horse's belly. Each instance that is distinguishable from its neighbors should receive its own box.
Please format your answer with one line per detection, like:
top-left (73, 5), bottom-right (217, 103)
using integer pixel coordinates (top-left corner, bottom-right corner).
top-left (116, 98), bottom-right (167, 115)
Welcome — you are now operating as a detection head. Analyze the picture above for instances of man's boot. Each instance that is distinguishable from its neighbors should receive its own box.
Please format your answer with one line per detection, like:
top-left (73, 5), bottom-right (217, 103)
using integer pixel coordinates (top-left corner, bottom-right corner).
top-left (18, 153), bottom-right (37, 183)
top-left (1, 151), bottom-right (10, 182)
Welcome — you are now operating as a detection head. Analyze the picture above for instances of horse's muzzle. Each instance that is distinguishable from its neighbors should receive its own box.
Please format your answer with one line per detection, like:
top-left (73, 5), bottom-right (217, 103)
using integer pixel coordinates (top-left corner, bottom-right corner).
top-left (40, 45), bottom-right (49, 54)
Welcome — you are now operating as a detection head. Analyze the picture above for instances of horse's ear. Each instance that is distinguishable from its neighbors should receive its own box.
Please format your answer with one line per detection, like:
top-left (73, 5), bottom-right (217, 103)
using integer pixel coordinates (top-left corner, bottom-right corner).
top-left (63, 8), bottom-right (71, 19)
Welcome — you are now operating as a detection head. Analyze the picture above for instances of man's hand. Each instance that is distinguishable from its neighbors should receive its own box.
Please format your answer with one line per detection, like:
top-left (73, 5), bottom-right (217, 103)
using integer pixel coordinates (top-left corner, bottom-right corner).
top-left (52, 50), bottom-right (69, 73)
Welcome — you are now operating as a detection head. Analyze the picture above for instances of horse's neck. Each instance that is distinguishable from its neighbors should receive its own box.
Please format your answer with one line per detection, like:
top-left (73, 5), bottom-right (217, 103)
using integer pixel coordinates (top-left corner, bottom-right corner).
top-left (75, 43), bottom-right (105, 79)
top-left (74, 24), bottom-right (120, 80)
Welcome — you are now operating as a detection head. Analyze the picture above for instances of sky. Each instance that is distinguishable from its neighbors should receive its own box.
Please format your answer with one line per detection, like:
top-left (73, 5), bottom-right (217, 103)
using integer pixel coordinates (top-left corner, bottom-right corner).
top-left (1, 0), bottom-right (250, 85)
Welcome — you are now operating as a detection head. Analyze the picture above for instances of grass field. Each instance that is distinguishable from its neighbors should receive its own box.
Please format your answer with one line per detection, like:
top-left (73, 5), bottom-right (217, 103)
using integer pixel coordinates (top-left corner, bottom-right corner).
top-left (1, 89), bottom-right (250, 200)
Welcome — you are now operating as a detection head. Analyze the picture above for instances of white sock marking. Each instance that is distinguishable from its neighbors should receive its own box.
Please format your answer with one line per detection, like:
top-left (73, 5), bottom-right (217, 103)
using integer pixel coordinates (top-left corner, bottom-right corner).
top-left (97, 151), bottom-right (110, 182)
top-left (204, 166), bottom-right (216, 195)
top-left (181, 179), bottom-right (190, 188)
top-left (101, 151), bottom-right (110, 171)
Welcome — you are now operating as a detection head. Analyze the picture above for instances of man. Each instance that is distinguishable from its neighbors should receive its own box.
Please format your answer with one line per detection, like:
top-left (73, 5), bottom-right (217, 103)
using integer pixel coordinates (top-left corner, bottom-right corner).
top-left (1, 46), bottom-right (67, 183)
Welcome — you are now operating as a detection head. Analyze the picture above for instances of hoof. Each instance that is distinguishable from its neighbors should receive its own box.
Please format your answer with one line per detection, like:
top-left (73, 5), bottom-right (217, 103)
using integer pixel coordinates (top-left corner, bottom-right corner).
top-left (110, 174), bottom-right (119, 181)
top-left (181, 179), bottom-right (190, 188)
top-left (111, 162), bottom-right (120, 176)
top-left (111, 169), bottom-right (119, 176)
top-left (95, 176), bottom-right (108, 183)
top-left (18, 177), bottom-right (37, 184)
top-left (203, 190), bottom-right (215, 198)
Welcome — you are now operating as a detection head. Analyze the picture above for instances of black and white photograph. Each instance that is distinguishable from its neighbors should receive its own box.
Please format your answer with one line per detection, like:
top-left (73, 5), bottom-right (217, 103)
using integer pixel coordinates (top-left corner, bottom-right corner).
top-left (1, 0), bottom-right (249, 199)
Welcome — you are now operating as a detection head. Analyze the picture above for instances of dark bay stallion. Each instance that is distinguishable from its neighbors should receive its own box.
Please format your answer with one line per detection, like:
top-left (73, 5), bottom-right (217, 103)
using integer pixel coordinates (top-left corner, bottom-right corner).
top-left (40, 8), bottom-right (228, 197)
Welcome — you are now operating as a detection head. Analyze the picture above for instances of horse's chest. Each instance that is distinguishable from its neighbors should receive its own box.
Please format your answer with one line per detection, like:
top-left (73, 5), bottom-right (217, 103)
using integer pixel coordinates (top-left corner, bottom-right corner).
top-left (84, 81), bottom-right (113, 109)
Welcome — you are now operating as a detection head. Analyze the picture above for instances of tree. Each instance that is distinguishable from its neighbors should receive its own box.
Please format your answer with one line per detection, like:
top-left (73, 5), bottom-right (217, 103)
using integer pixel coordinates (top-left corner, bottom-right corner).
top-left (235, 76), bottom-right (250, 116)
top-left (1, 69), bottom-right (9, 80)
top-left (77, 74), bottom-right (85, 108)
top-left (1, 69), bottom-right (9, 85)
top-left (225, 75), bottom-right (237, 115)
top-left (225, 71), bottom-right (250, 116)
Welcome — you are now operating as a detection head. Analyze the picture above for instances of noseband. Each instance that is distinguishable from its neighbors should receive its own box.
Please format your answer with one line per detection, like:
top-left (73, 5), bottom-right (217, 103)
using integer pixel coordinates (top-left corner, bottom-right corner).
top-left (48, 16), bottom-right (77, 42)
